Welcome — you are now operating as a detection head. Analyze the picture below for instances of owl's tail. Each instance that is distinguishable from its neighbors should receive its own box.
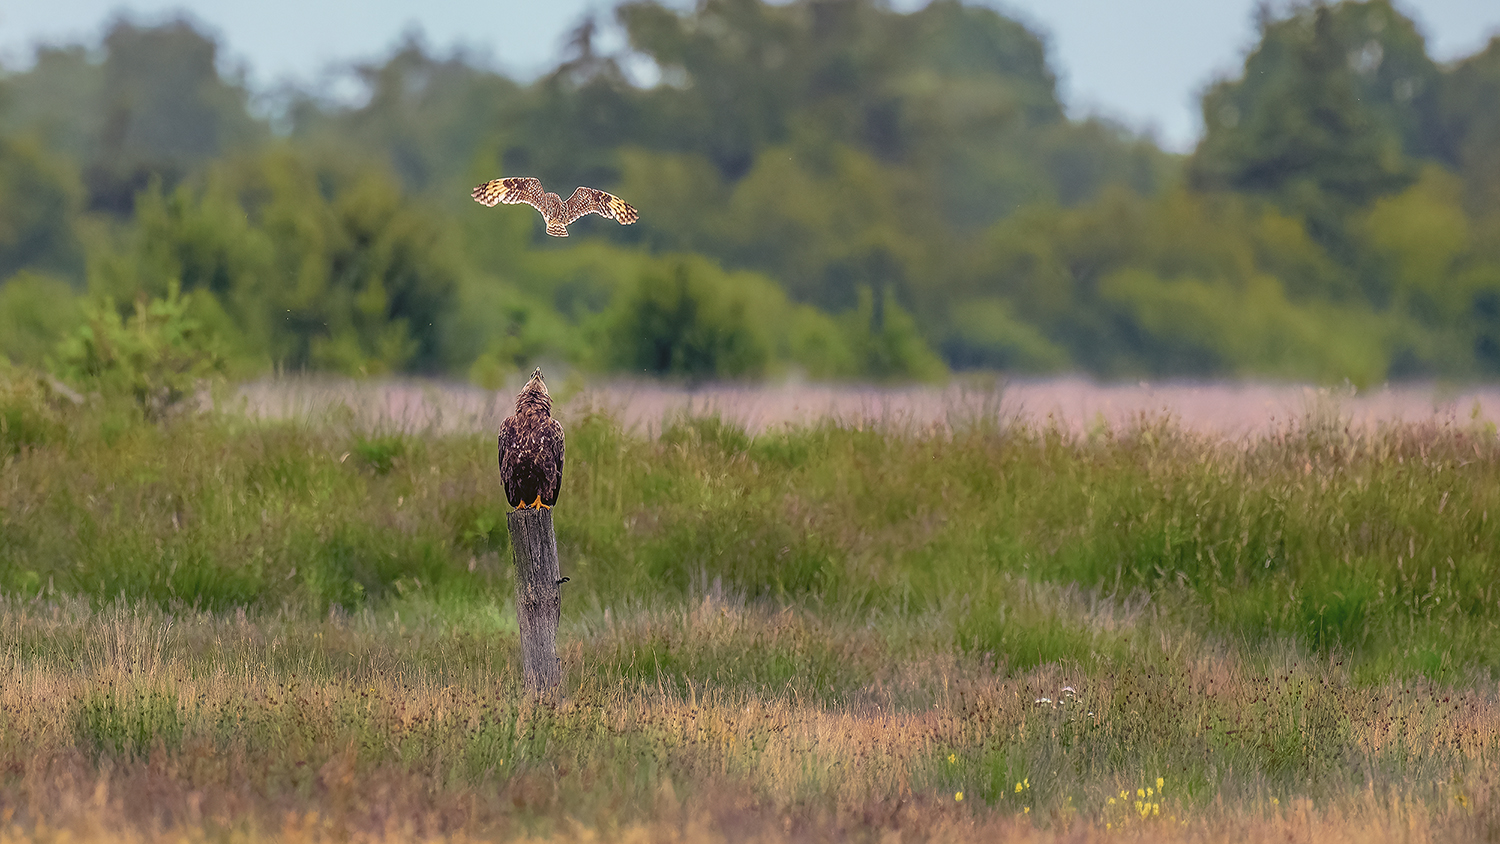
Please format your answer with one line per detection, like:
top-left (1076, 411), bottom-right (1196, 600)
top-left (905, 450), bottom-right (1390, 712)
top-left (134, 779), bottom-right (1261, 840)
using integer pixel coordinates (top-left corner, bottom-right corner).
top-left (546, 221), bottom-right (569, 237)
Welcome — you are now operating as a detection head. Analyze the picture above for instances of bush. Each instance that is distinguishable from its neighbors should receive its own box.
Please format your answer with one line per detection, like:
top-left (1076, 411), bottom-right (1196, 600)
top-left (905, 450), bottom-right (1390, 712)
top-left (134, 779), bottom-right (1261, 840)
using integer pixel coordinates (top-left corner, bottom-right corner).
top-left (941, 296), bottom-right (1067, 373)
top-left (602, 256), bottom-right (773, 380)
top-left (1097, 269), bottom-right (1389, 383)
top-left (53, 284), bottom-right (226, 420)
top-left (0, 272), bottom-right (84, 367)
top-left (93, 150), bottom-right (461, 376)
top-left (838, 286), bottom-right (946, 381)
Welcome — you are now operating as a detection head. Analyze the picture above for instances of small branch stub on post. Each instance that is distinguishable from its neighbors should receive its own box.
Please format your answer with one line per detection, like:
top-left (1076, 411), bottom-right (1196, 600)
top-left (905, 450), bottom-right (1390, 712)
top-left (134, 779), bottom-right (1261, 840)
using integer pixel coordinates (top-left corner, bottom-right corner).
top-left (507, 507), bottom-right (562, 694)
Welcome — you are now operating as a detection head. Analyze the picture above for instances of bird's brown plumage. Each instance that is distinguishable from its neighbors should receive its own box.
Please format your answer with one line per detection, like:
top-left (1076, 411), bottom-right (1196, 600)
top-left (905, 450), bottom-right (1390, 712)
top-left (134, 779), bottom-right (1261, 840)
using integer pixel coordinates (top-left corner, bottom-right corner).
top-left (498, 368), bottom-right (565, 509)
top-left (471, 176), bottom-right (638, 237)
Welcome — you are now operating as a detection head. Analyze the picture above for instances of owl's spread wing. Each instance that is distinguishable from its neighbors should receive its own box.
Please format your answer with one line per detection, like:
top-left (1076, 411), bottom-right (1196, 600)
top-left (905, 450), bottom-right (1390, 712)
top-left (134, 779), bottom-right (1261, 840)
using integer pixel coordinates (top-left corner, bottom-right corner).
top-left (472, 177), bottom-right (546, 210)
top-left (563, 187), bottom-right (639, 226)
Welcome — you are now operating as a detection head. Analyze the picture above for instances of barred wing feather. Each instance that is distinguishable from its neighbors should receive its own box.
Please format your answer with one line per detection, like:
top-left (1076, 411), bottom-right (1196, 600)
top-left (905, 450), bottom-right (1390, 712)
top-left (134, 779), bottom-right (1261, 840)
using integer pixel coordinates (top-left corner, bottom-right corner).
top-left (563, 186), bottom-right (639, 226)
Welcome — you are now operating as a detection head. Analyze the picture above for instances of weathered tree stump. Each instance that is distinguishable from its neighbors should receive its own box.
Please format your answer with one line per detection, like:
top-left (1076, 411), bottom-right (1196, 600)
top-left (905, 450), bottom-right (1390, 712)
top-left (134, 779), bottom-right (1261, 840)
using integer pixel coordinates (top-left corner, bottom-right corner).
top-left (507, 508), bottom-right (563, 694)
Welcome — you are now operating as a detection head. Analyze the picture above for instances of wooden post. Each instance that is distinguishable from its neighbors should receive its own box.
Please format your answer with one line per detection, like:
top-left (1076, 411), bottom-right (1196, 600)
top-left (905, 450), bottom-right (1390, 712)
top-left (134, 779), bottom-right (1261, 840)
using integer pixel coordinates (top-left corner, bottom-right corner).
top-left (506, 508), bottom-right (563, 693)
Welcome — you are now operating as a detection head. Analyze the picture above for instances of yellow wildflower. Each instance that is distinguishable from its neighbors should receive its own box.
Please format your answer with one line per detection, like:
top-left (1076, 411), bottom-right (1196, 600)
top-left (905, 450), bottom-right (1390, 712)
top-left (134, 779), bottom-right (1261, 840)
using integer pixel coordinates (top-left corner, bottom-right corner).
top-left (1015, 782), bottom-right (1023, 793)
top-left (955, 791), bottom-right (964, 802)
top-left (1157, 777), bottom-right (1165, 792)
top-left (948, 753), bottom-right (956, 764)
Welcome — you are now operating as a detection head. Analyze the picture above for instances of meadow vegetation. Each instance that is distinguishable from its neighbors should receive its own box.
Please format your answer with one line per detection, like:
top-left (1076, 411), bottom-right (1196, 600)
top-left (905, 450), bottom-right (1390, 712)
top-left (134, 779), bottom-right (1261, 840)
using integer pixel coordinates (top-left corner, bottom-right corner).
top-left (6, 373), bottom-right (1500, 840)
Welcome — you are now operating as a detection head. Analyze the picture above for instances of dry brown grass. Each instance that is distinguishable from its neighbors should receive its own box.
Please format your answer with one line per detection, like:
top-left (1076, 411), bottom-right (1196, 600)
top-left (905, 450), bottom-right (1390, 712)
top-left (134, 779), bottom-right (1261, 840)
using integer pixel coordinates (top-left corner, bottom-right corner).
top-left (4, 596), bottom-right (1500, 843)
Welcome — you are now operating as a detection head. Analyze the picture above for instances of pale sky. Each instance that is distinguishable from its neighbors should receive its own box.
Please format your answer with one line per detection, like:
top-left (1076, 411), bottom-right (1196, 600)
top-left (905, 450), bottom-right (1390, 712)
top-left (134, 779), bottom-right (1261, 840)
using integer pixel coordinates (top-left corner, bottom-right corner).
top-left (1, 0), bottom-right (1498, 152)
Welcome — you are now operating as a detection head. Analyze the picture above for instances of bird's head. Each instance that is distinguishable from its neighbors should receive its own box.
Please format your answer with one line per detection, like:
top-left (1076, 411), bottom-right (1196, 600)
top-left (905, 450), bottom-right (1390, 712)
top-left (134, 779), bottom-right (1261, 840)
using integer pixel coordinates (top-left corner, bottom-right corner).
top-left (516, 367), bottom-right (552, 415)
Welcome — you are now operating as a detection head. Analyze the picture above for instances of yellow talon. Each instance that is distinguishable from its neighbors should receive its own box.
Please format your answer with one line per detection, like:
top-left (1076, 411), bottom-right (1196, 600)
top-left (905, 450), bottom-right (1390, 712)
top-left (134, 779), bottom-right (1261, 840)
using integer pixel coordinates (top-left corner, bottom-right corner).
top-left (530, 495), bottom-right (544, 509)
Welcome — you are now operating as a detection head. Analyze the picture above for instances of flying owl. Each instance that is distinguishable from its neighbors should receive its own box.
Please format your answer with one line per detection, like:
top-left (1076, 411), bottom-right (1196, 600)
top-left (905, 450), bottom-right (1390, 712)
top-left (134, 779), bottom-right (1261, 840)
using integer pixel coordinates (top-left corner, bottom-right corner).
top-left (471, 177), bottom-right (638, 237)
top-left (498, 368), bottom-right (565, 510)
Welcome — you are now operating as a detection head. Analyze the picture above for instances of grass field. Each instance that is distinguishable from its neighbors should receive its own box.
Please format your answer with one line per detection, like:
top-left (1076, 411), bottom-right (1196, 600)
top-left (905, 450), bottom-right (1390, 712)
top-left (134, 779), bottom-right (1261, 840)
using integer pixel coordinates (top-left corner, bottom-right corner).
top-left (5, 375), bottom-right (1500, 841)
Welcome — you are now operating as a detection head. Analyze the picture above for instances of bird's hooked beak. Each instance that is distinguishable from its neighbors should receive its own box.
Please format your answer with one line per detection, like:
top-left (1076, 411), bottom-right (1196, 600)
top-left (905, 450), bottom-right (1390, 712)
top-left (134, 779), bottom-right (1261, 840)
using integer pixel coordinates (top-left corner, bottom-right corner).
top-left (527, 367), bottom-right (548, 395)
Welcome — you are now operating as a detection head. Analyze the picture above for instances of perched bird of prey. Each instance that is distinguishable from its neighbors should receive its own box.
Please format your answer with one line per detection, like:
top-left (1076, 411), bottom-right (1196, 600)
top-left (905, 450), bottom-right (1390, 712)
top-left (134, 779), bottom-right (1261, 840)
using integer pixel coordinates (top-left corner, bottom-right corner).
top-left (471, 177), bottom-right (638, 237)
top-left (499, 368), bottom-right (565, 510)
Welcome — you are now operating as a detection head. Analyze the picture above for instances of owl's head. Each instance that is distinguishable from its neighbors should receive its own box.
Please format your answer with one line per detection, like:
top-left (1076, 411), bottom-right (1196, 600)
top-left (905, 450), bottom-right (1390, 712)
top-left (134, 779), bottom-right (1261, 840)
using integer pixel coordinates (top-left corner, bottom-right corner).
top-left (517, 367), bottom-right (552, 415)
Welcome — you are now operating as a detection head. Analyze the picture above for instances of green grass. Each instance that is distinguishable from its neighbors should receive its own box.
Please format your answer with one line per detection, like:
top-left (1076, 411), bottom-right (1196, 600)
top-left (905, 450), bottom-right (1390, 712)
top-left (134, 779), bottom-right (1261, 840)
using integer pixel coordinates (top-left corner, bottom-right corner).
top-left (6, 385), bottom-right (1500, 678)
top-left (7, 379), bottom-right (1500, 840)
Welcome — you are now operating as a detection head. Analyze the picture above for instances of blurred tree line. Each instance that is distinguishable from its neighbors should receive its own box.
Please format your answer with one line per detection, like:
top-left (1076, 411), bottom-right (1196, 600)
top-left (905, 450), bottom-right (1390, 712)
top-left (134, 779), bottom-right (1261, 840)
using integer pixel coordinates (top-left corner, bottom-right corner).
top-left (2, 0), bottom-right (1500, 385)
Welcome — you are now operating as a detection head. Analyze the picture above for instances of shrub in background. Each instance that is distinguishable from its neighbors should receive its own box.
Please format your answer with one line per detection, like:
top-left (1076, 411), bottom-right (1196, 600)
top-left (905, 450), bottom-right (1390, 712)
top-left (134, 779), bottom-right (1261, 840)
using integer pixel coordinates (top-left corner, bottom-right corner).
top-left (53, 283), bottom-right (225, 419)
top-left (838, 286), bottom-right (947, 382)
top-left (0, 271), bottom-right (84, 367)
top-left (602, 256), bottom-right (775, 380)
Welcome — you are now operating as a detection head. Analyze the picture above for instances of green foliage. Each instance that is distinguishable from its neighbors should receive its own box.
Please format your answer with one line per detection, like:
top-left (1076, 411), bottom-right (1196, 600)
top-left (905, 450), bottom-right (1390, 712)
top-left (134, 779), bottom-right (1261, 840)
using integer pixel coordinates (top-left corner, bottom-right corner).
top-left (942, 297), bottom-right (1068, 373)
top-left (617, 0), bottom-right (1077, 216)
top-left (0, 45), bottom-right (102, 162)
top-left (602, 256), bottom-right (774, 380)
top-left (94, 149), bottom-right (461, 374)
top-left (53, 285), bottom-right (226, 419)
top-left (957, 178), bottom-right (1500, 382)
top-left (85, 19), bottom-right (265, 214)
top-left (1438, 38), bottom-right (1500, 219)
top-left (592, 252), bottom-right (901, 381)
top-left (779, 304), bottom-right (859, 379)
top-left (837, 286), bottom-right (947, 381)
top-left (0, 136), bottom-right (85, 281)
top-left (1191, 2), bottom-right (1428, 216)
top-left (1097, 269), bottom-right (1388, 383)
top-left (0, 271), bottom-right (84, 366)
top-left (4, 2), bottom-right (1500, 382)
top-left (1359, 166), bottom-right (1472, 318)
